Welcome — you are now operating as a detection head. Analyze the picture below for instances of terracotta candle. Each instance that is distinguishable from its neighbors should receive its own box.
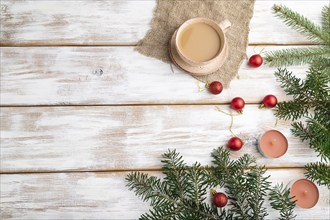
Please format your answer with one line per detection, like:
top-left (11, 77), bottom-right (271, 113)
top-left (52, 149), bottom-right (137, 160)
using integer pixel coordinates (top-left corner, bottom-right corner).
top-left (258, 130), bottom-right (288, 158)
top-left (291, 179), bottom-right (319, 208)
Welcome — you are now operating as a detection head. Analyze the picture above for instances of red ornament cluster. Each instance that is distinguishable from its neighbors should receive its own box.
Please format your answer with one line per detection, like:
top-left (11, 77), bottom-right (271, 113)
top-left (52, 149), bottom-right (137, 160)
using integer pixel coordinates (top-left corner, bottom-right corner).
top-left (207, 57), bottom-right (277, 153)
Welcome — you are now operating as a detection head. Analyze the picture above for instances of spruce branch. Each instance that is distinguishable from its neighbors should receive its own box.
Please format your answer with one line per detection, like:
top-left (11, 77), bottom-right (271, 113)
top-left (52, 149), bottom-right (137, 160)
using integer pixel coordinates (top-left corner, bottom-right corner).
top-left (212, 148), bottom-right (270, 220)
top-left (126, 172), bottom-right (171, 206)
top-left (305, 162), bottom-right (330, 188)
top-left (274, 66), bottom-right (330, 122)
top-left (245, 166), bottom-right (270, 220)
top-left (292, 118), bottom-right (330, 161)
top-left (265, 46), bottom-right (330, 67)
top-left (127, 147), bottom-right (281, 219)
top-left (267, 5), bottom-right (330, 67)
top-left (270, 5), bottom-right (330, 187)
top-left (161, 149), bottom-right (188, 199)
top-left (321, 5), bottom-right (330, 31)
top-left (269, 184), bottom-right (296, 220)
top-left (272, 4), bottom-right (330, 44)
top-left (275, 101), bottom-right (308, 121)
top-left (274, 68), bottom-right (303, 97)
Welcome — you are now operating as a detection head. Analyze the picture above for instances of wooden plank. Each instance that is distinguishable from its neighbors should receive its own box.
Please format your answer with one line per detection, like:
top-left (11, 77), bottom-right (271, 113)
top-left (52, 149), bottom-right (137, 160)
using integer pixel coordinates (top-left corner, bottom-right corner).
top-left (1, 169), bottom-right (329, 219)
top-left (0, 105), bottom-right (320, 172)
top-left (0, 0), bottom-right (327, 46)
top-left (0, 46), bottom-right (309, 106)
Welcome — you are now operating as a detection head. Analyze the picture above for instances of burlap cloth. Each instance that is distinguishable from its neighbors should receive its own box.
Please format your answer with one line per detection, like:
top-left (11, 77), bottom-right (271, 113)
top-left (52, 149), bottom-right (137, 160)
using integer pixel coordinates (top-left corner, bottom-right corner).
top-left (135, 0), bottom-right (255, 87)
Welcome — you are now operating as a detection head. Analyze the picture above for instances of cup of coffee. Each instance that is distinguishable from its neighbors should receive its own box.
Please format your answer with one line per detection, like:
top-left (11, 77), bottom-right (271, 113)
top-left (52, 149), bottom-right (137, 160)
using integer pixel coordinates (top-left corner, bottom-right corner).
top-left (169, 17), bottom-right (231, 76)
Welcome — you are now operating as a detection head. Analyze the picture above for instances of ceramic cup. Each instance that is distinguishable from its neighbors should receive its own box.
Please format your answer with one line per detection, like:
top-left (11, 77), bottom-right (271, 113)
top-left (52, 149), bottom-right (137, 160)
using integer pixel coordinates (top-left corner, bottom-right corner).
top-left (175, 17), bottom-right (231, 66)
top-left (169, 17), bottom-right (231, 76)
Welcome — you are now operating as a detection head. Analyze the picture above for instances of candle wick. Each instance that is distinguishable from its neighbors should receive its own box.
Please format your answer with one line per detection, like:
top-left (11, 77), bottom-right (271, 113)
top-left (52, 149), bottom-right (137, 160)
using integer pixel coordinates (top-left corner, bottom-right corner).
top-left (270, 139), bottom-right (277, 146)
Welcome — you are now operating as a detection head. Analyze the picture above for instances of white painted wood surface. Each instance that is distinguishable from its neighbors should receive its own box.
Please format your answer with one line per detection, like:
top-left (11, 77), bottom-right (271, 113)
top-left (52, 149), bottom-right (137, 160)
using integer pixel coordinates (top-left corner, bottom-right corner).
top-left (0, 0), bottom-right (327, 45)
top-left (1, 105), bottom-right (320, 172)
top-left (1, 170), bottom-right (329, 219)
top-left (0, 46), bottom-right (309, 106)
top-left (0, 0), bottom-right (328, 219)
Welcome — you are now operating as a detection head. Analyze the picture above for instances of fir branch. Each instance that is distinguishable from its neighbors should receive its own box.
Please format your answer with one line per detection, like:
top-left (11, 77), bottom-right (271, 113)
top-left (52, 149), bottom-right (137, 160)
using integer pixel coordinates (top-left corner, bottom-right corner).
top-left (270, 5), bottom-right (330, 187)
top-left (185, 162), bottom-right (210, 209)
top-left (274, 66), bottom-right (330, 122)
top-left (311, 56), bottom-right (330, 70)
top-left (304, 64), bottom-right (330, 100)
top-left (212, 148), bottom-right (270, 220)
top-left (265, 46), bottom-right (330, 67)
top-left (245, 166), bottom-right (270, 220)
top-left (161, 150), bottom-right (188, 199)
top-left (321, 5), bottom-right (330, 31)
top-left (127, 147), bottom-right (281, 219)
top-left (275, 101), bottom-right (308, 121)
top-left (269, 184), bottom-right (296, 220)
top-left (127, 150), bottom-right (223, 220)
top-left (305, 162), bottom-right (330, 189)
top-left (292, 118), bottom-right (330, 161)
top-left (273, 50), bottom-right (330, 187)
top-left (272, 4), bottom-right (330, 44)
top-left (274, 68), bottom-right (303, 97)
top-left (126, 172), bottom-right (175, 208)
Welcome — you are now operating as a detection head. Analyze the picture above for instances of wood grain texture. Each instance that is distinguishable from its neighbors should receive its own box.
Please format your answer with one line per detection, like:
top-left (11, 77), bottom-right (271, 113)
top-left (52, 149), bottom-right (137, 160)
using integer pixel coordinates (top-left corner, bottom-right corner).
top-left (1, 170), bottom-right (329, 219)
top-left (1, 105), bottom-right (320, 172)
top-left (0, 0), bottom-right (327, 46)
top-left (0, 46), bottom-right (311, 106)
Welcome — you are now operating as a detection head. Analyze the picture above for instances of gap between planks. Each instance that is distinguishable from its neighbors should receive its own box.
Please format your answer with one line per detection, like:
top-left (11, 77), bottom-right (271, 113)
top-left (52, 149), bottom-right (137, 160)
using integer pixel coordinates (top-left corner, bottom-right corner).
top-left (0, 102), bottom-right (263, 108)
top-left (0, 167), bottom-right (311, 175)
top-left (0, 42), bottom-right (319, 47)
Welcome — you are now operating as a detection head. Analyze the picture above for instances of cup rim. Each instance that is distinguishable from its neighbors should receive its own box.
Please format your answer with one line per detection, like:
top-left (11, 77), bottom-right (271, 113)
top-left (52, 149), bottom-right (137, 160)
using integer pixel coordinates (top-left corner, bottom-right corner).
top-left (175, 17), bottom-right (226, 65)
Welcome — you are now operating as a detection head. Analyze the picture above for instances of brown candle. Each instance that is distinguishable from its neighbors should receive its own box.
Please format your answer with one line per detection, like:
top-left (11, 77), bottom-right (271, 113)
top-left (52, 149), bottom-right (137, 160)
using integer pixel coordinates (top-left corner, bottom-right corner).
top-left (258, 130), bottom-right (288, 158)
top-left (291, 179), bottom-right (319, 208)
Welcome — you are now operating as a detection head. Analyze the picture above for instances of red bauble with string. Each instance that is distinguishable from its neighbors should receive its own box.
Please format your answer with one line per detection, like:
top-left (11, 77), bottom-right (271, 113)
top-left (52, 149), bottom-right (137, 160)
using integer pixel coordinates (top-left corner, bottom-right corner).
top-left (249, 54), bottom-right (263, 67)
top-left (230, 97), bottom-right (245, 112)
top-left (227, 137), bottom-right (244, 151)
top-left (208, 81), bottom-right (223, 95)
top-left (261, 94), bottom-right (278, 108)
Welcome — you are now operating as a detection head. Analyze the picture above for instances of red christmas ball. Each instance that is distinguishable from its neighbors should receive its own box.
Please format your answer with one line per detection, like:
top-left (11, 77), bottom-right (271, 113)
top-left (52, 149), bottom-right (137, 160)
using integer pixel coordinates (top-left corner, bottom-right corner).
top-left (213, 192), bottom-right (228, 208)
top-left (249, 54), bottom-right (263, 67)
top-left (231, 97), bottom-right (245, 112)
top-left (209, 81), bottom-right (223, 95)
top-left (227, 137), bottom-right (244, 151)
top-left (262, 94), bottom-right (278, 108)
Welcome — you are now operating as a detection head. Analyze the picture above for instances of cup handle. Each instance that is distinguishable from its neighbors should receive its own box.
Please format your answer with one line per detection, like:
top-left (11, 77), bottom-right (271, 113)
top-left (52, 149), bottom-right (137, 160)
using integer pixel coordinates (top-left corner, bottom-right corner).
top-left (219, 19), bottom-right (231, 33)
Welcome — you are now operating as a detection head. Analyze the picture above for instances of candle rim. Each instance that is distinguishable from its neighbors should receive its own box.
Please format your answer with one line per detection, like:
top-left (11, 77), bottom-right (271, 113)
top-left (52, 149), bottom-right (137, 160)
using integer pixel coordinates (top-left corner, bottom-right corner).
top-left (290, 178), bottom-right (319, 209)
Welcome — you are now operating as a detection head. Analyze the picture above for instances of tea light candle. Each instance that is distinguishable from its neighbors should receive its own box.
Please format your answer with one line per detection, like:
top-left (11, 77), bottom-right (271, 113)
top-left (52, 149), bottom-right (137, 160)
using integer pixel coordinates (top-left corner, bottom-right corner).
top-left (291, 179), bottom-right (319, 208)
top-left (258, 130), bottom-right (288, 158)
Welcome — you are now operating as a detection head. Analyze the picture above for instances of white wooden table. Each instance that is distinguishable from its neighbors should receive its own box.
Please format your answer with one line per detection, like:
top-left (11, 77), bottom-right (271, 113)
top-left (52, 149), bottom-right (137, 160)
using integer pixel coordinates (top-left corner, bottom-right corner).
top-left (1, 1), bottom-right (329, 219)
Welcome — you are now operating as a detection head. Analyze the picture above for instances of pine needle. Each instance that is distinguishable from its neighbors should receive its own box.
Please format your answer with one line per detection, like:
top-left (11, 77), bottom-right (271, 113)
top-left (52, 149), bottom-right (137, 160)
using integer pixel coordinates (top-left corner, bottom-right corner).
top-left (269, 184), bottom-right (297, 220)
top-left (321, 5), bottom-right (330, 31)
top-left (272, 4), bottom-right (330, 44)
top-left (265, 46), bottom-right (330, 67)
top-left (305, 162), bottom-right (330, 189)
